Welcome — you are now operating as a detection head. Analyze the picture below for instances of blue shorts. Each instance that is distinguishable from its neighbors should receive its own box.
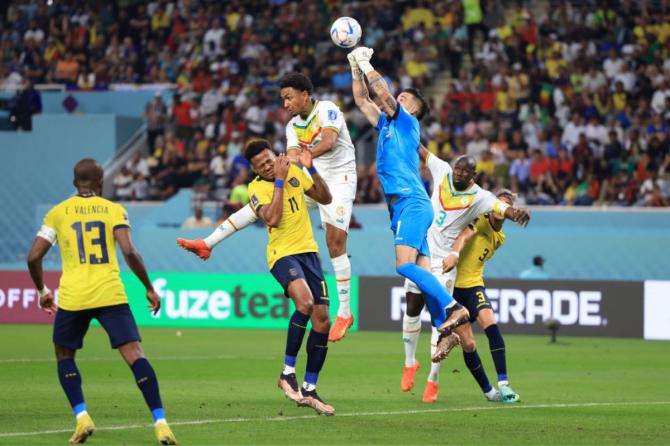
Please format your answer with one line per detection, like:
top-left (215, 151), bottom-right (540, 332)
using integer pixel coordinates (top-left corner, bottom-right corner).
top-left (453, 286), bottom-right (493, 323)
top-left (388, 196), bottom-right (432, 258)
top-left (53, 303), bottom-right (141, 350)
top-left (270, 252), bottom-right (330, 306)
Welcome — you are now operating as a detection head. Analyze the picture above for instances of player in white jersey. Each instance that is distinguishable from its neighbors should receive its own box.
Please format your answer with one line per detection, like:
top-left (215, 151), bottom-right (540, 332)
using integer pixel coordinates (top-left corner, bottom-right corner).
top-left (177, 73), bottom-right (357, 342)
top-left (400, 149), bottom-right (530, 402)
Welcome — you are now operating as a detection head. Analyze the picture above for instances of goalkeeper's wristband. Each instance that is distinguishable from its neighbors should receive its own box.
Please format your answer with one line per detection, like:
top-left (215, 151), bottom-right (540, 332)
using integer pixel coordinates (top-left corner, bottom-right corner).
top-left (357, 60), bottom-right (374, 75)
top-left (274, 179), bottom-right (284, 189)
top-left (307, 166), bottom-right (318, 175)
top-left (38, 286), bottom-right (50, 297)
top-left (351, 67), bottom-right (363, 80)
top-left (447, 251), bottom-right (460, 259)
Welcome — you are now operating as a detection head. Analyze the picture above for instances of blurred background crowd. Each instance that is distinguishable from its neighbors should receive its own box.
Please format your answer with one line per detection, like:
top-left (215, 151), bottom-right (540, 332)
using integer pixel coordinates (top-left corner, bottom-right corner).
top-left (2, 0), bottom-right (670, 211)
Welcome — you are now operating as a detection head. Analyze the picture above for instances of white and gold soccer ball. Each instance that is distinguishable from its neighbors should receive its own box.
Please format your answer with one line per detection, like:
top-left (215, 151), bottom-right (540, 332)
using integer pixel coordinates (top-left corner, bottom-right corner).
top-left (330, 17), bottom-right (362, 48)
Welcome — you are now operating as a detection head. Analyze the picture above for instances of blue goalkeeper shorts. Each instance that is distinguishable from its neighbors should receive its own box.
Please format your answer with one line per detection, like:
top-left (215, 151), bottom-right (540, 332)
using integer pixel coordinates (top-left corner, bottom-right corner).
top-left (387, 196), bottom-right (432, 258)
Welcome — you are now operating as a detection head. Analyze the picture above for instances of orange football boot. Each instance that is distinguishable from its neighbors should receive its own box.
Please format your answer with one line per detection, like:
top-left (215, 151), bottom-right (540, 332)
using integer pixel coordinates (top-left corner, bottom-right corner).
top-left (401, 360), bottom-right (420, 392)
top-left (328, 315), bottom-right (354, 342)
top-left (422, 381), bottom-right (439, 403)
top-left (176, 238), bottom-right (211, 260)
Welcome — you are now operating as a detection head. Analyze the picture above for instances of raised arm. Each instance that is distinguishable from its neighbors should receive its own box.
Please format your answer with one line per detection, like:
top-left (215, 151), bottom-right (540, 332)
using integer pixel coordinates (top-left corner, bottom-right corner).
top-left (350, 47), bottom-right (398, 117)
top-left (299, 148), bottom-right (332, 205)
top-left (502, 206), bottom-right (531, 228)
top-left (348, 52), bottom-right (382, 126)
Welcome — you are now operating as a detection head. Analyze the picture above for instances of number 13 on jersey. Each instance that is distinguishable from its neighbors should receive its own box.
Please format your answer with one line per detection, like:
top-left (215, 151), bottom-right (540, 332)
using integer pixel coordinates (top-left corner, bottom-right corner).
top-left (71, 220), bottom-right (109, 264)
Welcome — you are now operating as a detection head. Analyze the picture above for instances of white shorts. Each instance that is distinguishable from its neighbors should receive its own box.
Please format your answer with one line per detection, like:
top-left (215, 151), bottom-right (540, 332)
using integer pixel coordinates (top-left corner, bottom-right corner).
top-left (305, 171), bottom-right (357, 232)
top-left (404, 256), bottom-right (457, 295)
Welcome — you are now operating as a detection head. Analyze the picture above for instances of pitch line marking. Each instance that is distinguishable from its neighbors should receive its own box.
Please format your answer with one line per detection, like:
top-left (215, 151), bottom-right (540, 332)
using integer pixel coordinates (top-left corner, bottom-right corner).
top-left (1, 401), bottom-right (669, 438)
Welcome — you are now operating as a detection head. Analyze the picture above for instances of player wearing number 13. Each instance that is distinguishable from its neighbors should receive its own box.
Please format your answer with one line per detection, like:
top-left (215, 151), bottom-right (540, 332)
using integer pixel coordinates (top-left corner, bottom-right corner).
top-left (26, 159), bottom-right (177, 445)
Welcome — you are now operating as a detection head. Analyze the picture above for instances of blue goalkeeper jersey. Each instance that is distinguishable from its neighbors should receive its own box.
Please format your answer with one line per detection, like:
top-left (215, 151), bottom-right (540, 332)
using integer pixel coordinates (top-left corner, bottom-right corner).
top-left (375, 105), bottom-right (429, 201)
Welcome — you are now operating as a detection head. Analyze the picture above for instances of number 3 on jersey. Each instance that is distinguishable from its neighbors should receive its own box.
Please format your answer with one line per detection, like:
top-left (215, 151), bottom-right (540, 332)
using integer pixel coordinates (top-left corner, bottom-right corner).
top-left (71, 221), bottom-right (109, 264)
top-left (435, 210), bottom-right (447, 226)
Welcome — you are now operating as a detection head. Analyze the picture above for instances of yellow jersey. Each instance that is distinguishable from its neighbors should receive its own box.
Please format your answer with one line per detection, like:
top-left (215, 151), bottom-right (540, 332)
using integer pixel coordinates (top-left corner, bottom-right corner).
top-left (38, 195), bottom-right (129, 311)
top-left (248, 164), bottom-right (318, 269)
top-left (455, 216), bottom-right (506, 288)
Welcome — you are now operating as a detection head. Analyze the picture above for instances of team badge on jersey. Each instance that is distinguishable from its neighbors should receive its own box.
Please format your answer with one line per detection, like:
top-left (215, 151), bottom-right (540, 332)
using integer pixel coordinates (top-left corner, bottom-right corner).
top-left (289, 177), bottom-right (300, 187)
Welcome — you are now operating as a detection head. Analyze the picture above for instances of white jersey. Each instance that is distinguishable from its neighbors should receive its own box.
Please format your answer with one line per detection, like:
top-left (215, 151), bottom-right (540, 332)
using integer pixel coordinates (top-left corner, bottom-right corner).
top-left (286, 99), bottom-right (356, 175)
top-left (425, 152), bottom-right (509, 258)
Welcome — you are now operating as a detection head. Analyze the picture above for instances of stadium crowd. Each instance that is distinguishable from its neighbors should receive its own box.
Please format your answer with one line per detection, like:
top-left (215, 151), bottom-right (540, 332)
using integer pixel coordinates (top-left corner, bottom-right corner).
top-left (425, 0), bottom-right (670, 207)
top-left (2, 0), bottom-right (670, 207)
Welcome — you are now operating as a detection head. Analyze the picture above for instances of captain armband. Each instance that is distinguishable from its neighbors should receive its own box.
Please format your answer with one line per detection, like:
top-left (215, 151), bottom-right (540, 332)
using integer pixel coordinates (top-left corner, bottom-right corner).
top-left (37, 225), bottom-right (57, 245)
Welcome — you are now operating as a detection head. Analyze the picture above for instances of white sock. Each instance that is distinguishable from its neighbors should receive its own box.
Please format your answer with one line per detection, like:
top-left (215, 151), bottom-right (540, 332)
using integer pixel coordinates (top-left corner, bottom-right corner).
top-left (402, 314), bottom-right (421, 367)
top-left (499, 380), bottom-right (509, 387)
top-left (485, 387), bottom-right (499, 400)
top-left (331, 254), bottom-right (352, 318)
top-left (76, 410), bottom-right (88, 419)
top-left (154, 418), bottom-right (167, 426)
top-left (203, 204), bottom-right (257, 248)
top-left (302, 382), bottom-right (316, 392)
top-left (428, 327), bottom-right (441, 383)
top-left (282, 365), bottom-right (295, 375)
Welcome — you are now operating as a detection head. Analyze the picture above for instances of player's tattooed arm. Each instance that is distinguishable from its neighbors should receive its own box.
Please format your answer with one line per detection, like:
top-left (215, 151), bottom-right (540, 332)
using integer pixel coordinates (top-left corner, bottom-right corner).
top-left (366, 71), bottom-right (397, 117)
top-left (349, 50), bottom-right (381, 126)
top-left (351, 76), bottom-right (381, 126)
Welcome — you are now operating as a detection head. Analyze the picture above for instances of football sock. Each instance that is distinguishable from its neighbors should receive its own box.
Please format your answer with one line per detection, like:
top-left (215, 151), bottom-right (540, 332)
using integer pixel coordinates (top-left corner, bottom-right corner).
top-left (203, 204), bottom-right (257, 248)
top-left (484, 387), bottom-right (499, 400)
top-left (428, 327), bottom-right (441, 383)
top-left (57, 359), bottom-right (86, 417)
top-left (130, 358), bottom-right (165, 423)
top-left (331, 254), bottom-right (352, 318)
top-left (285, 310), bottom-right (309, 371)
top-left (305, 329), bottom-right (329, 388)
top-left (463, 350), bottom-right (492, 393)
top-left (396, 263), bottom-right (453, 327)
top-left (282, 361), bottom-right (296, 376)
top-left (485, 324), bottom-right (508, 385)
top-left (402, 313), bottom-right (421, 367)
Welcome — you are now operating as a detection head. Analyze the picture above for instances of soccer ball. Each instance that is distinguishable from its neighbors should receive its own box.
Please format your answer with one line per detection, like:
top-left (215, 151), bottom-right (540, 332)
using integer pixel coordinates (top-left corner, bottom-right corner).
top-left (330, 17), bottom-right (362, 49)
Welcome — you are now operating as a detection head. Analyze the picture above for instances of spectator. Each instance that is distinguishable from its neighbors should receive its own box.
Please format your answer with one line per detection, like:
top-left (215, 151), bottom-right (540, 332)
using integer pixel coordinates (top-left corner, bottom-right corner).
top-left (466, 129), bottom-right (489, 160)
top-left (8, 79), bottom-right (42, 131)
top-left (182, 205), bottom-right (213, 229)
top-left (55, 51), bottom-right (79, 84)
top-left (171, 92), bottom-right (194, 143)
top-left (131, 174), bottom-right (150, 201)
top-left (145, 92), bottom-right (168, 153)
top-left (520, 256), bottom-right (549, 279)
top-left (509, 149), bottom-right (531, 193)
top-left (113, 166), bottom-right (134, 201)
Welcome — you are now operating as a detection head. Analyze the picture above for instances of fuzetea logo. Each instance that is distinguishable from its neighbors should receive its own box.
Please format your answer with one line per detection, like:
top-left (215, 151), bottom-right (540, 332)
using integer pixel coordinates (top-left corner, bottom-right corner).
top-left (152, 278), bottom-right (290, 320)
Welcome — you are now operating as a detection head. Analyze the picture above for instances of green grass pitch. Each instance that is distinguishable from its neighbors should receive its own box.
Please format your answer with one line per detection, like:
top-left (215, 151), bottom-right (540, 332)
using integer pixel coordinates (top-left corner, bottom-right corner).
top-left (0, 325), bottom-right (667, 445)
